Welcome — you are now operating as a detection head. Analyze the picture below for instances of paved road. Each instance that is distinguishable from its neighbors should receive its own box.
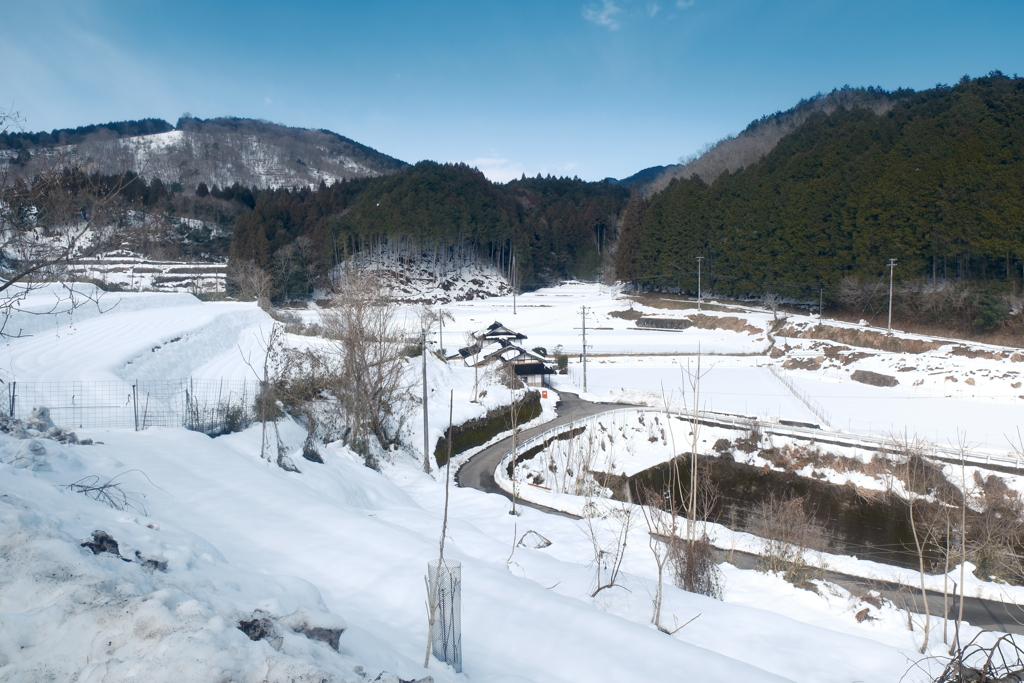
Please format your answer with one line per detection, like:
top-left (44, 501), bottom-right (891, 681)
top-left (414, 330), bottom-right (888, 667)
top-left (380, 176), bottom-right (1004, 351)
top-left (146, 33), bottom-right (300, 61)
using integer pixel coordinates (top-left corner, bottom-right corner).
top-left (456, 390), bottom-right (1024, 635)
top-left (720, 545), bottom-right (1024, 636)
top-left (455, 391), bottom-right (630, 512)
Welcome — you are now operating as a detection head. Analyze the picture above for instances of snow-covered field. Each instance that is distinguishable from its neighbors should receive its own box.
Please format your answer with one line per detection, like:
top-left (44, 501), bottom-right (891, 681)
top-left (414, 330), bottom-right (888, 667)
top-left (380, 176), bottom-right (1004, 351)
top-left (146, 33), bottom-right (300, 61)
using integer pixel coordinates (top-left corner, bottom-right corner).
top-left (437, 282), bottom-right (1023, 453)
top-left (69, 250), bottom-right (228, 295)
top-left (3, 279), bottom-right (1023, 682)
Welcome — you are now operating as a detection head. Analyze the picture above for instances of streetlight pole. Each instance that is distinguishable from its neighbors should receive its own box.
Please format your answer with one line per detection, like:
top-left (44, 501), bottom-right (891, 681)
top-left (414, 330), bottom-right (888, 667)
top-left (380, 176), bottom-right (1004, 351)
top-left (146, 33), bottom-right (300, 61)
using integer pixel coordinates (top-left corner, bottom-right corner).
top-left (887, 258), bottom-right (897, 331)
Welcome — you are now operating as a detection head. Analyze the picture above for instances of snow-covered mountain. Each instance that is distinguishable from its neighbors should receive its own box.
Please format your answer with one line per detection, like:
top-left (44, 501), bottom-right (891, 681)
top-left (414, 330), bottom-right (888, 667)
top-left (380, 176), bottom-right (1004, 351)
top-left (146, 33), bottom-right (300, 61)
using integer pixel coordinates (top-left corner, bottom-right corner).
top-left (1, 117), bottom-right (407, 190)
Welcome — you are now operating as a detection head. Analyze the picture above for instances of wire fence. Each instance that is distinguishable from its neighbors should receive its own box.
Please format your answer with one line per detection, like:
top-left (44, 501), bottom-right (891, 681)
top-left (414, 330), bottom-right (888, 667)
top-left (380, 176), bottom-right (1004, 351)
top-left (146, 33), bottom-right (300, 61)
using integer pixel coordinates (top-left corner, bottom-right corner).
top-left (767, 364), bottom-right (833, 428)
top-left (1, 378), bottom-right (262, 435)
top-left (428, 558), bottom-right (462, 673)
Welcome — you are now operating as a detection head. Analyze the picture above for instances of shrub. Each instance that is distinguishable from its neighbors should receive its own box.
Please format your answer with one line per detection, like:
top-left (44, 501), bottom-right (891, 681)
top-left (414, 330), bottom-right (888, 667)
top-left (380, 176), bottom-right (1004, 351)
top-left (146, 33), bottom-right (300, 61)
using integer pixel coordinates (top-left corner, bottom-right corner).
top-left (434, 391), bottom-right (542, 466)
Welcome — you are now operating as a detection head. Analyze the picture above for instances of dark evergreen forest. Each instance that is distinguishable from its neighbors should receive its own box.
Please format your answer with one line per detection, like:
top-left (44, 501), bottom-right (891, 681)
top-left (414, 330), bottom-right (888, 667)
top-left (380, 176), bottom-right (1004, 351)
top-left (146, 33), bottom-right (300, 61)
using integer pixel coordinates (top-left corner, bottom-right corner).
top-left (228, 161), bottom-right (629, 297)
top-left (616, 73), bottom-right (1024, 332)
top-left (12, 73), bottom-right (1024, 334)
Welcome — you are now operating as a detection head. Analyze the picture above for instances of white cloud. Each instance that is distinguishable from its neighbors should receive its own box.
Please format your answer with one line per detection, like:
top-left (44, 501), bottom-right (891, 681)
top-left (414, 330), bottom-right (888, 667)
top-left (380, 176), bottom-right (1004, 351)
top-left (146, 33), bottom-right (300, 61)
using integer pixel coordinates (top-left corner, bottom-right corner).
top-left (462, 157), bottom-right (582, 184)
top-left (676, 0), bottom-right (696, 8)
top-left (582, 0), bottom-right (623, 30)
top-left (466, 157), bottom-right (528, 184)
top-left (647, 3), bottom-right (661, 17)
top-left (264, 97), bottom-right (273, 105)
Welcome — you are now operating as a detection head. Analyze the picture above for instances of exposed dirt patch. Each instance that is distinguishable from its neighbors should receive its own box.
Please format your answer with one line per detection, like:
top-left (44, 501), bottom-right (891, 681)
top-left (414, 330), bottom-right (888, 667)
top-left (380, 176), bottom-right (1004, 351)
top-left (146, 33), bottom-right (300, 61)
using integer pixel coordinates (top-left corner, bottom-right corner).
top-left (686, 313), bottom-right (761, 335)
top-left (950, 345), bottom-right (1006, 360)
top-left (608, 308), bottom-right (643, 321)
top-left (624, 293), bottom-right (733, 313)
top-left (782, 356), bottom-right (824, 371)
top-left (636, 317), bottom-right (691, 330)
top-left (839, 351), bottom-right (873, 366)
top-left (850, 370), bottom-right (899, 387)
top-left (779, 324), bottom-right (944, 354)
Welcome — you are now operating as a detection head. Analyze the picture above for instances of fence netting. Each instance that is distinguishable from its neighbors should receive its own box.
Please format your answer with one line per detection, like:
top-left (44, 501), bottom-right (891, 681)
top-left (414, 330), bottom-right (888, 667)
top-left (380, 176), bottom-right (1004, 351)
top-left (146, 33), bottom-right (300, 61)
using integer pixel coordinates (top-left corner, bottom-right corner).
top-left (428, 558), bottom-right (462, 673)
top-left (1, 378), bottom-right (261, 435)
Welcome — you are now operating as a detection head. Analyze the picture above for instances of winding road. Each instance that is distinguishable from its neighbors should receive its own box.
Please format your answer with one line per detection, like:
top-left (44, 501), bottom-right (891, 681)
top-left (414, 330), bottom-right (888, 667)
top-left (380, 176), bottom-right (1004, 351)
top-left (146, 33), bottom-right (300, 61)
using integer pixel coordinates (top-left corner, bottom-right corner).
top-left (456, 390), bottom-right (626, 495)
top-left (455, 389), bottom-right (1024, 636)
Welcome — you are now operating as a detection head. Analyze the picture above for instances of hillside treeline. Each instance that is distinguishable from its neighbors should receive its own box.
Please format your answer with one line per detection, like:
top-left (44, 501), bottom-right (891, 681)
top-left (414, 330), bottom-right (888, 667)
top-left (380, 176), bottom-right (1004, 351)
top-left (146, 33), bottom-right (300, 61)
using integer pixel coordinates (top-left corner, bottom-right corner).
top-left (230, 161), bottom-right (629, 298)
top-left (617, 72), bottom-right (1024, 332)
top-left (16, 162), bottom-right (626, 299)
top-left (0, 118), bottom-right (174, 150)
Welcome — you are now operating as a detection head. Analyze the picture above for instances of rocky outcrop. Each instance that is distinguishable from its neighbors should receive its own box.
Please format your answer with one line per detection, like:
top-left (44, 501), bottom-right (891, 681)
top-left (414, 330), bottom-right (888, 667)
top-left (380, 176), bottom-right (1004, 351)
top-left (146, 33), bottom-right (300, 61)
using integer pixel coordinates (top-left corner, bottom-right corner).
top-left (850, 370), bottom-right (899, 387)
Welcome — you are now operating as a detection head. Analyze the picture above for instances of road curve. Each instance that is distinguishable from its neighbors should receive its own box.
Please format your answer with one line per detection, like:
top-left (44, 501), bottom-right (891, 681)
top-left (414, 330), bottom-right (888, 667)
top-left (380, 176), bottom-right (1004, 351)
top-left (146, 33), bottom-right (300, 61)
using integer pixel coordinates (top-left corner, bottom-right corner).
top-left (455, 390), bottom-right (632, 518)
top-left (455, 390), bottom-right (1024, 635)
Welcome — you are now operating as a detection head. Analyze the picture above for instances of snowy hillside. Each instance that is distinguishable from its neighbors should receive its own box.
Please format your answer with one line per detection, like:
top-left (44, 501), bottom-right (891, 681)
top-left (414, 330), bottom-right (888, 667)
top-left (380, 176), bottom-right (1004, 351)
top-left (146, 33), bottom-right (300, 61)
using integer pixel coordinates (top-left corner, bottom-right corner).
top-left (1, 117), bottom-right (407, 190)
top-left (3, 280), bottom-right (1022, 682)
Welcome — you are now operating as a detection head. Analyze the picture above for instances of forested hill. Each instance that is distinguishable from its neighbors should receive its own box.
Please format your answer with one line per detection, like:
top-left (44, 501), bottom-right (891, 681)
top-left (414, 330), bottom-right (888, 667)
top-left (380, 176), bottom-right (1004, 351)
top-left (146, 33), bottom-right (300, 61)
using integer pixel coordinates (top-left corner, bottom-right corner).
top-left (0, 116), bottom-right (406, 189)
top-left (228, 162), bottom-right (629, 297)
top-left (616, 72), bottom-right (1024, 330)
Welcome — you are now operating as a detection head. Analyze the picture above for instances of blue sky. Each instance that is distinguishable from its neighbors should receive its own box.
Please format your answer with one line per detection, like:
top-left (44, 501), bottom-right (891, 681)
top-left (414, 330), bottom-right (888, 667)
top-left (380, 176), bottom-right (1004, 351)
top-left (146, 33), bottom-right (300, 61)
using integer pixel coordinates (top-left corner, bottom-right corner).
top-left (2, 0), bottom-right (1023, 182)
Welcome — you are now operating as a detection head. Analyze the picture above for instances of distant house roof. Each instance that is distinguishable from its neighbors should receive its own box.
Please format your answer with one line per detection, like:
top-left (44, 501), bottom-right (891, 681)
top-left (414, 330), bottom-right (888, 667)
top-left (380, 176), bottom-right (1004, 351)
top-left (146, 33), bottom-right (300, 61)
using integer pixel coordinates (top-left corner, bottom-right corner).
top-left (455, 321), bottom-right (527, 363)
top-left (514, 362), bottom-right (555, 376)
top-left (480, 342), bottom-right (550, 367)
top-left (482, 321), bottom-right (526, 341)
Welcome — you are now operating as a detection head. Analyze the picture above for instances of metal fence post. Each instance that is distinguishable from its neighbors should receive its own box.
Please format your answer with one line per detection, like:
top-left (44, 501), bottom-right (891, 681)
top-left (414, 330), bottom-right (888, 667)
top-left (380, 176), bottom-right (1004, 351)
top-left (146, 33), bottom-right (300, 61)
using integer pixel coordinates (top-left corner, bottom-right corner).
top-left (132, 382), bottom-right (139, 432)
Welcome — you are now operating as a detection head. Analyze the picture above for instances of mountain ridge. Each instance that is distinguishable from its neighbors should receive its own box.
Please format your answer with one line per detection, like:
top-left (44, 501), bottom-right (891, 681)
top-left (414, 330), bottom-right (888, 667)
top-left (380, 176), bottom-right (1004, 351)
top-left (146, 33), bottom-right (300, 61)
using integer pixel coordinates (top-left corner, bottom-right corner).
top-left (0, 116), bottom-right (407, 190)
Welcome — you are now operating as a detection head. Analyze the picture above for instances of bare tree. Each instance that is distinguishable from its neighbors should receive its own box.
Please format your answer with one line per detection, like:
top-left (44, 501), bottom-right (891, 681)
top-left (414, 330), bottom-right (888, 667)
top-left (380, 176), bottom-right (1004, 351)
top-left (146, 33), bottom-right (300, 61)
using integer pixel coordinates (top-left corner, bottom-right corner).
top-left (580, 500), bottom-right (634, 598)
top-left (750, 494), bottom-right (828, 582)
top-left (292, 234), bottom-right (320, 297)
top-left (1, 109), bottom-right (132, 336)
top-left (317, 269), bottom-right (411, 467)
top-left (238, 323), bottom-right (301, 471)
top-left (228, 260), bottom-right (275, 301)
top-left (760, 291), bottom-right (782, 321)
top-left (272, 243), bottom-right (298, 299)
top-left (893, 432), bottom-right (938, 653)
top-left (424, 392), bottom-right (456, 669)
top-left (638, 483), bottom-right (677, 631)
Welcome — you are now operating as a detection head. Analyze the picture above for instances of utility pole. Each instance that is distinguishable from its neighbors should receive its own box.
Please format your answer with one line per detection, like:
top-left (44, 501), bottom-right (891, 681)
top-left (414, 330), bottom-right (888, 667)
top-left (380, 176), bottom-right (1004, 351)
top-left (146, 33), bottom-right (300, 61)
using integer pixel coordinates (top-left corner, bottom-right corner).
top-left (580, 306), bottom-right (589, 392)
top-left (438, 317), bottom-right (445, 359)
top-left (887, 258), bottom-right (897, 331)
top-left (512, 252), bottom-right (517, 315)
top-left (422, 331), bottom-right (430, 473)
top-left (695, 256), bottom-right (704, 311)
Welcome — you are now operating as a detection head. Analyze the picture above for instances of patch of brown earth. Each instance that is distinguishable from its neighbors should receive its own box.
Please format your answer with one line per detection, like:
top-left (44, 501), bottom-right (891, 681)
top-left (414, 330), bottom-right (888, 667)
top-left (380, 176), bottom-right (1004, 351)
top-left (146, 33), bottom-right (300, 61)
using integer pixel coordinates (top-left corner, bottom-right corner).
top-left (950, 345), bottom-right (1006, 360)
top-left (609, 308), bottom-right (643, 321)
top-left (850, 370), bottom-right (899, 387)
top-left (782, 356), bottom-right (824, 371)
top-left (686, 313), bottom-right (761, 335)
top-left (805, 342), bottom-right (873, 366)
top-left (779, 324), bottom-right (944, 354)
